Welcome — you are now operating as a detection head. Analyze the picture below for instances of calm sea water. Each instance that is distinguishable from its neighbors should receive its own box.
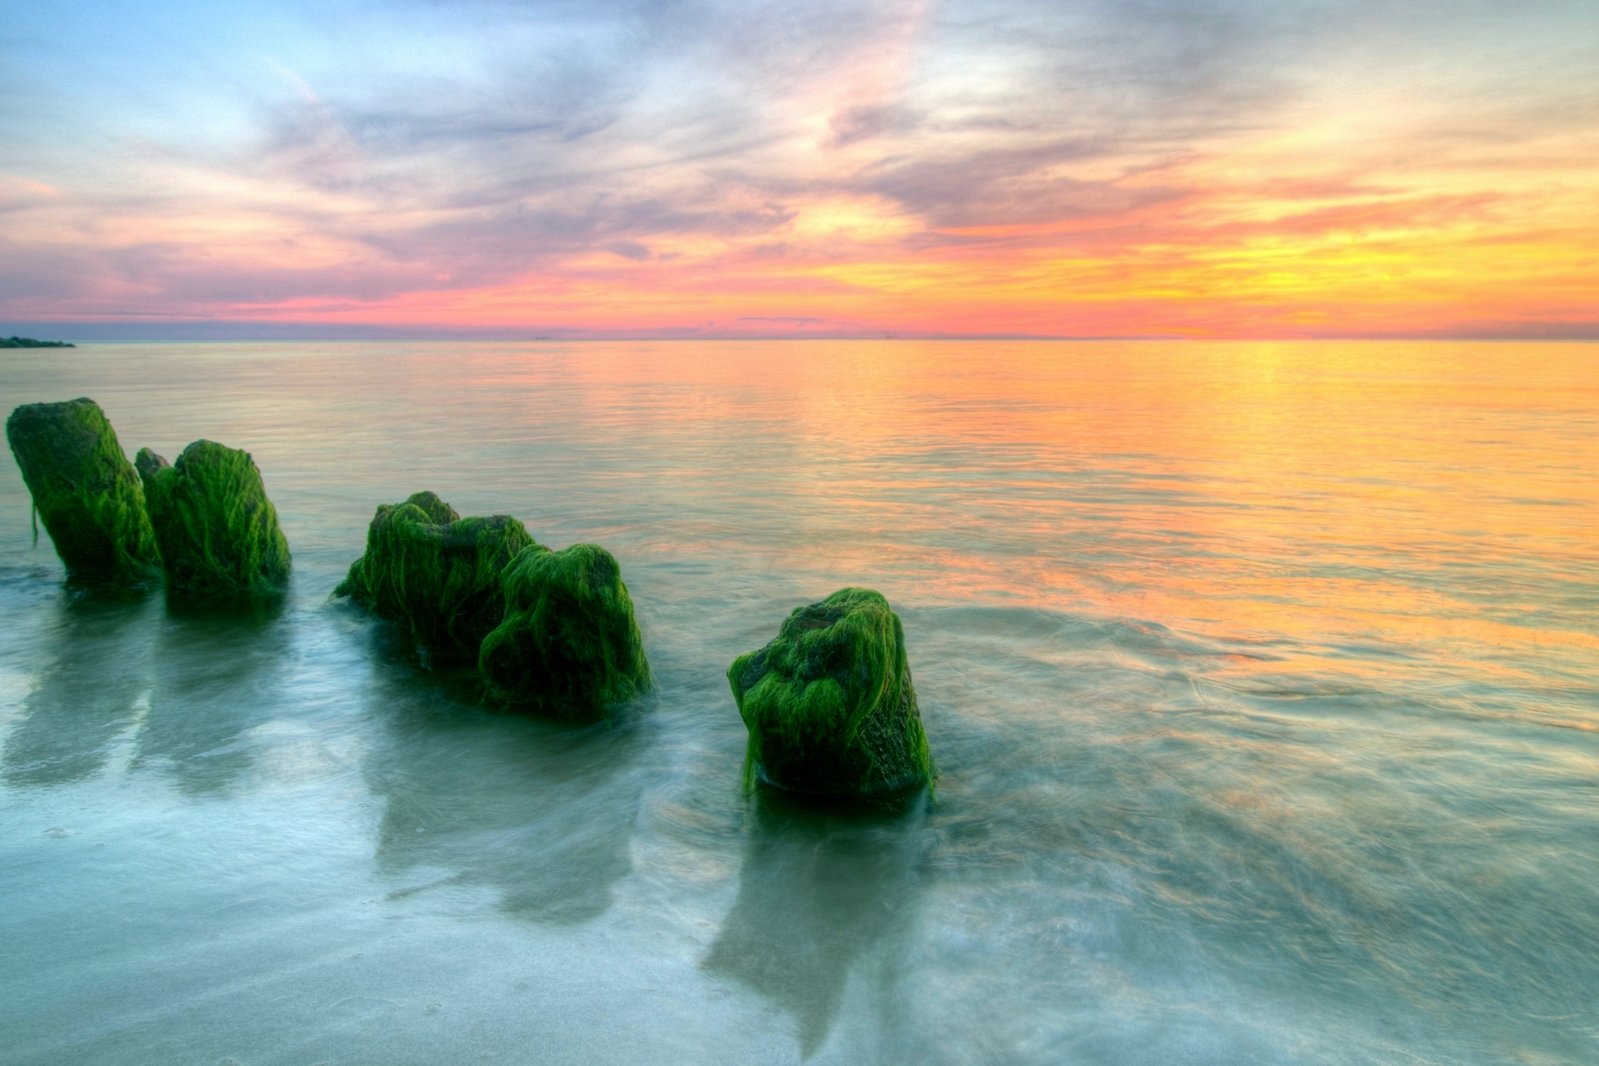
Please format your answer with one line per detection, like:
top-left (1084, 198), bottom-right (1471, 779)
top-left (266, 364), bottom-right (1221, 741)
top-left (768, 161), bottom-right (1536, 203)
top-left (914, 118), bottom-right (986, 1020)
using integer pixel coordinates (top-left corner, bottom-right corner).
top-left (1, 340), bottom-right (1595, 1065)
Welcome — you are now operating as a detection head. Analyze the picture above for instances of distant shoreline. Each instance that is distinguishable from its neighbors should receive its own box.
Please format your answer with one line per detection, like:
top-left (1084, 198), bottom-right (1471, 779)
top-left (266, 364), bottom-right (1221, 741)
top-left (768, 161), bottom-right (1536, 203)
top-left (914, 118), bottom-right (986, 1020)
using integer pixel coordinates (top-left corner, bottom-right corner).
top-left (2, 336), bottom-right (75, 348)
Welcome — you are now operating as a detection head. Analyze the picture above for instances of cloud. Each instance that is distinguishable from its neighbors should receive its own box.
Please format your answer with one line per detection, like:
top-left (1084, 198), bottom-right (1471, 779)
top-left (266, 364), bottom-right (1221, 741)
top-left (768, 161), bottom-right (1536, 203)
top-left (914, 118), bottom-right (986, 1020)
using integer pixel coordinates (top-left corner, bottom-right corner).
top-left (604, 240), bottom-right (651, 261)
top-left (350, 193), bottom-right (795, 284)
top-left (0, 244), bottom-right (106, 307)
top-left (0, 176), bottom-right (62, 213)
top-left (2, 0), bottom-right (1595, 335)
top-left (828, 104), bottom-right (921, 148)
top-left (858, 142), bottom-right (1189, 228)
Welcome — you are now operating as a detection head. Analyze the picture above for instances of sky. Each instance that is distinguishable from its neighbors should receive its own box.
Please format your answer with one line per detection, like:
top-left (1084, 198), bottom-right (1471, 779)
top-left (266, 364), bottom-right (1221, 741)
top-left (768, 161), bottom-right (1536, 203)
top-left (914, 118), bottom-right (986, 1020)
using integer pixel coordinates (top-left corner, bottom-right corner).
top-left (1, 0), bottom-right (1595, 339)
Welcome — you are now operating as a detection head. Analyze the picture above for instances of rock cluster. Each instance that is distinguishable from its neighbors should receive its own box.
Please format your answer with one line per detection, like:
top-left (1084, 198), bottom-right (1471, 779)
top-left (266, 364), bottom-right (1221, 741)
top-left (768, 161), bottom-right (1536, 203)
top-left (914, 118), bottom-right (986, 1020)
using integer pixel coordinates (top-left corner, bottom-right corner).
top-left (10, 398), bottom-right (940, 801)
top-left (8, 399), bottom-right (290, 601)
top-left (338, 494), bottom-right (651, 722)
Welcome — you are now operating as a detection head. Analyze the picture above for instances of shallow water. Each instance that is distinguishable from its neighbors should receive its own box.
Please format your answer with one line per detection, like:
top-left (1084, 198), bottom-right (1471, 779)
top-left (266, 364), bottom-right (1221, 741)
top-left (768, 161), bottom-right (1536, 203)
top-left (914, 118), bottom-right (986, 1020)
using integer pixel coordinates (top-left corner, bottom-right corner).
top-left (1, 340), bottom-right (1596, 1064)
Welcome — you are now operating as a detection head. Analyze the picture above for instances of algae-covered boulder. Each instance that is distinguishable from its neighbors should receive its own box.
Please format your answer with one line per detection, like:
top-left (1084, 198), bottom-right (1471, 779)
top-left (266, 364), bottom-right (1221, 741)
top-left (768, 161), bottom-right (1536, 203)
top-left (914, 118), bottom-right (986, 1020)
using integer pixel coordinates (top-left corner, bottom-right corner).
top-left (142, 439), bottom-right (291, 602)
top-left (336, 492), bottom-right (534, 663)
top-left (479, 543), bottom-right (652, 720)
top-left (5, 398), bottom-right (161, 585)
top-left (729, 588), bottom-right (933, 798)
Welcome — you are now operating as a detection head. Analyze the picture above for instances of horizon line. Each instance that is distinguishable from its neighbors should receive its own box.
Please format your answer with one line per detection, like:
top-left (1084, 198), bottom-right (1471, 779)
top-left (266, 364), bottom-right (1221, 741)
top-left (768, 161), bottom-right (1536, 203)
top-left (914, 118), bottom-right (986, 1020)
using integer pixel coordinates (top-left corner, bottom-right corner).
top-left (7, 322), bottom-right (1599, 344)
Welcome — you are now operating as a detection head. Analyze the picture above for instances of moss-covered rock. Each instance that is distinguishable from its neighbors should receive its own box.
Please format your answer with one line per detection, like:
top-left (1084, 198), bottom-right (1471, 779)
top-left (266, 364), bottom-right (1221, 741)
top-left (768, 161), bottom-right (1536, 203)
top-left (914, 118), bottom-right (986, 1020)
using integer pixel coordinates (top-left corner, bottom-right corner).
top-left (479, 543), bottom-right (652, 721)
top-left (5, 397), bottom-right (161, 585)
top-left (728, 588), bottom-right (933, 798)
top-left (336, 491), bottom-right (534, 664)
top-left (142, 439), bottom-right (292, 602)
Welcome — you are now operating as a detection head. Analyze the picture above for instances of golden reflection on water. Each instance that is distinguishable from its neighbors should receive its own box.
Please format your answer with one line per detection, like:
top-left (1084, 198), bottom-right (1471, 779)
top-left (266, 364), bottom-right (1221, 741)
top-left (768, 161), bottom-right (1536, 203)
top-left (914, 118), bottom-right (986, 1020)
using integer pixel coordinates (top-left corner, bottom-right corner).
top-left (17, 338), bottom-right (1588, 683)
top-left (501, 340), bottom-right (1598, 676)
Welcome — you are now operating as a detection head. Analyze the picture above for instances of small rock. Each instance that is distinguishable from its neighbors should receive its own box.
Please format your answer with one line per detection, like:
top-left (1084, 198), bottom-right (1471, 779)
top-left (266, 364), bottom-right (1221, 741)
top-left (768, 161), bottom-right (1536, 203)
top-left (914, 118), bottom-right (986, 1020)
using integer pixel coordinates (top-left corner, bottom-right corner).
top-left (728, 588), bottom-right (934, 798)
top-left (143, 439), bottom-right (291, 602)
top-left (479, 543), bottom-right (652, 720)
top-left (5, 397), bottom-right (161, 585)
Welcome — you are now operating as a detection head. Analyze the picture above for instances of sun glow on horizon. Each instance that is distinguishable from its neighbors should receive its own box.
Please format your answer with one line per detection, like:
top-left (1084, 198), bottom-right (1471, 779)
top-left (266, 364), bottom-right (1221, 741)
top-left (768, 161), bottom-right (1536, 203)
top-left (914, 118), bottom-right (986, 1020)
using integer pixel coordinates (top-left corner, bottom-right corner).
top-left (2, 0), bottom-right (1595, 339)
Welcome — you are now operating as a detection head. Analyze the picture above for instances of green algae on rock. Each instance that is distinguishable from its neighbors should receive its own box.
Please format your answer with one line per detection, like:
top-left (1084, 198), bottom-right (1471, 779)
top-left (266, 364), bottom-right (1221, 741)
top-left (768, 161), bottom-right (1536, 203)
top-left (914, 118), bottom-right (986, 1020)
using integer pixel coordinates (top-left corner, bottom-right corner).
top-left (5, 397), bottom-right (161, 585)
top-left (479, 543), bottom-right (652, 721)
top-left (728, 588), bottom-right (933, 798)
top-left (336, 491), bottom-right (534, 664)
top-left (142, 439), bottom-right (292, 602)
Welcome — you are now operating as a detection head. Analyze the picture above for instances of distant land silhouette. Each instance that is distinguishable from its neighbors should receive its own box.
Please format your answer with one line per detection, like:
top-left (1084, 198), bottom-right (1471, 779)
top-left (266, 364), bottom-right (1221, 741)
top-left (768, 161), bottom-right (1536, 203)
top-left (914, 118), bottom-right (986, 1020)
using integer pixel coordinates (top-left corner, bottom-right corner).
top-left (2, 336), bottom-right (75, 348)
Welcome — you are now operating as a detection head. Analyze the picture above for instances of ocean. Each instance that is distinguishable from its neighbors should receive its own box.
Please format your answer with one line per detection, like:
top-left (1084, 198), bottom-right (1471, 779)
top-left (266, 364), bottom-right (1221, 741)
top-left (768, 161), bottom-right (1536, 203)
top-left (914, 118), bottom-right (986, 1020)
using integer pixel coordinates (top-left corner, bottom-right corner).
top-left (1, 339), bottom-right (1595, 1064)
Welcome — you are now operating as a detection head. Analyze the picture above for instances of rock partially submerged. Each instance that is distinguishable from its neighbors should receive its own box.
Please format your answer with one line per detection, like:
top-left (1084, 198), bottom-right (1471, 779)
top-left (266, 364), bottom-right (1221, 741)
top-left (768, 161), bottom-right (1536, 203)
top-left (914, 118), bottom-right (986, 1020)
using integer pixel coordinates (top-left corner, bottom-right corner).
top-left (479, 543), bottom-right (652, 721)
top-left (728, 588), bottom-right (933, 798)
top-left (142, 440), bottom-right (292, 602)
top-left (336, 491), bottom-right (534, 663)
top-left (5, 397), bottom-right (161, 585)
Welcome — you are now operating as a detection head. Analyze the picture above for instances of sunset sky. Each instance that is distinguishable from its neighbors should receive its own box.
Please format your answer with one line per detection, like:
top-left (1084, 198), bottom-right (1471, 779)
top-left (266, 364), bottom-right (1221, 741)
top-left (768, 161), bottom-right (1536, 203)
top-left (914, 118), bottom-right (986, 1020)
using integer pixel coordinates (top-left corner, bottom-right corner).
top-left (2, 0), bottom-right (1595, 339)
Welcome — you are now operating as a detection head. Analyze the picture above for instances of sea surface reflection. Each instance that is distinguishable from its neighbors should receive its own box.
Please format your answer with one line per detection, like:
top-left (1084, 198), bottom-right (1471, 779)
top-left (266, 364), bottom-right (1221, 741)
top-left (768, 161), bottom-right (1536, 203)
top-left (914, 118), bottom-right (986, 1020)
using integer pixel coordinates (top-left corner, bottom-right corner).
top-left (362, 657), bottom-right (648, 925)
top-left (0, 340), bottom-right (1595, 1064)
top-left (135, 602), bottom-right (290, 795)
top-left (4, 586), bottom-right (156, 787)
top-left (704, 791), bottom-right (928, 1055)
